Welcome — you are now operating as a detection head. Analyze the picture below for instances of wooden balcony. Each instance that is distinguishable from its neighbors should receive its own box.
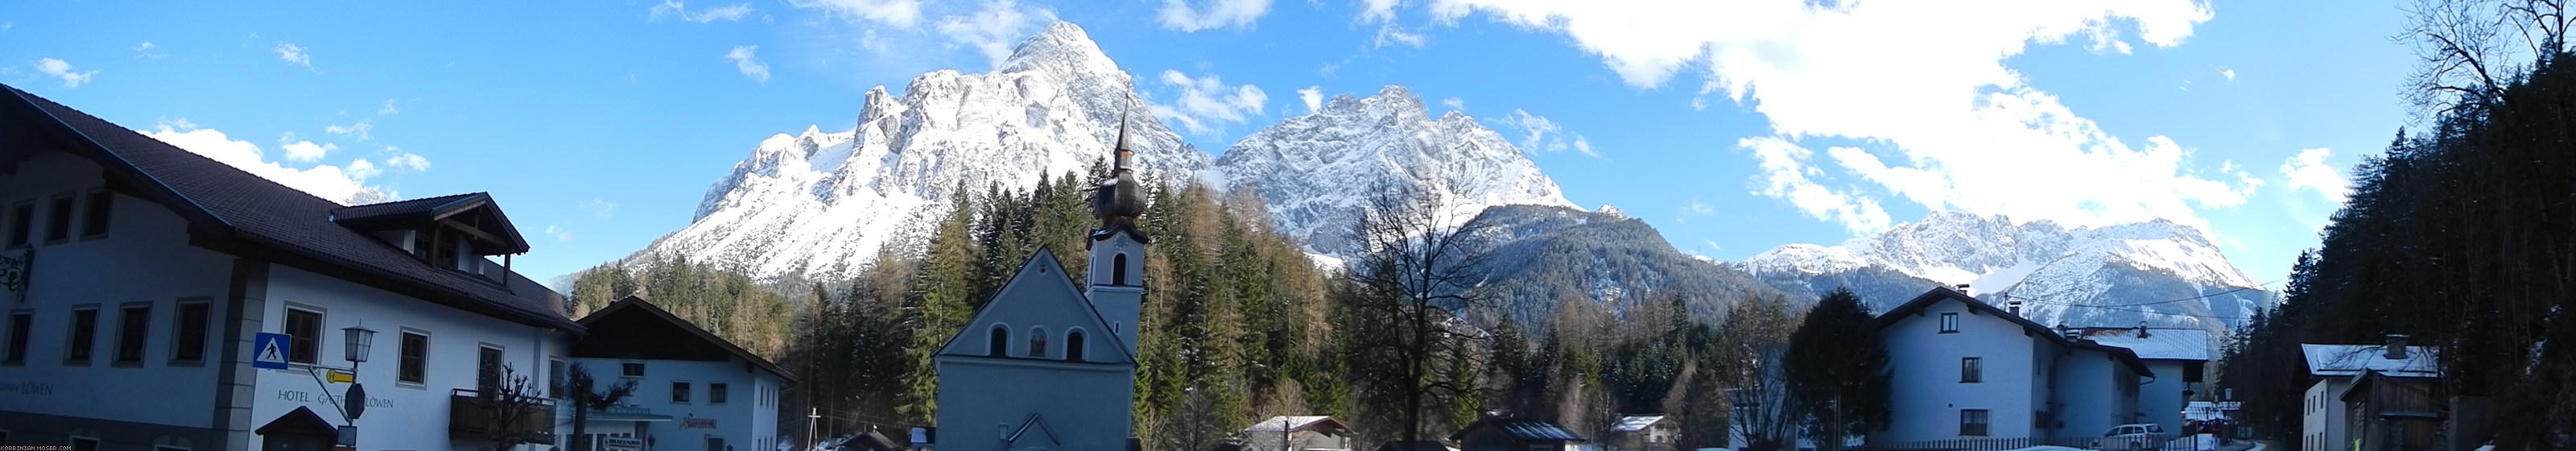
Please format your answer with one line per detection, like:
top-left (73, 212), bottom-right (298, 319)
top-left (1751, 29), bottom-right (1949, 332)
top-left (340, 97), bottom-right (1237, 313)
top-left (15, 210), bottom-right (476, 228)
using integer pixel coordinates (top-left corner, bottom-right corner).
top-left (448, 388), bottom-right (557, 445)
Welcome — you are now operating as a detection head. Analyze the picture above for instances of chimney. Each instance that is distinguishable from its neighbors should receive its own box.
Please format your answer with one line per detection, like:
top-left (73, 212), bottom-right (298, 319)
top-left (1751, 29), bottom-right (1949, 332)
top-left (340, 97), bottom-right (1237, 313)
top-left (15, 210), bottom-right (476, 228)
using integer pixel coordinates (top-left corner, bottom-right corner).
top-left (2007, 300), bottom-right (2023, 317)
top-left (2058, 324), bottom-right (2079, 340)
top-left (2384, 333), bottom-right (2410, 359)
top-left (2136, 321), bottom-right (2151, 338)
top-left (1955, 283), bottom-right (1972, 296)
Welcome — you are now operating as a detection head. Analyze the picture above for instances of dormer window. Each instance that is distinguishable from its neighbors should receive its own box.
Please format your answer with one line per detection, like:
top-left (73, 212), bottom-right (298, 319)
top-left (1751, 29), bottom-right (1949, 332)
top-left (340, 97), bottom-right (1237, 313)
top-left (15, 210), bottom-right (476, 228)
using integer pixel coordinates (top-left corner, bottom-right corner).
top-left (329, 192), bottom-right (532, 285)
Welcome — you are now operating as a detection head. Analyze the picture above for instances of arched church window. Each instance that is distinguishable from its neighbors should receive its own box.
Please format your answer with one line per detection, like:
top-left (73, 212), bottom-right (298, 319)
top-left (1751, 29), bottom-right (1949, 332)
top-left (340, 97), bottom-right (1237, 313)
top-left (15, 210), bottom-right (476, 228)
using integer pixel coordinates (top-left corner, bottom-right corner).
top-left (1027, 326), bottom-right (1049, 358)
top-left (988, 325), bottom-right (1008, 357)
top-left (1066, 329), bottom-right (1087, 362)
top-left (1113, 254), bottom-right (1129, 285)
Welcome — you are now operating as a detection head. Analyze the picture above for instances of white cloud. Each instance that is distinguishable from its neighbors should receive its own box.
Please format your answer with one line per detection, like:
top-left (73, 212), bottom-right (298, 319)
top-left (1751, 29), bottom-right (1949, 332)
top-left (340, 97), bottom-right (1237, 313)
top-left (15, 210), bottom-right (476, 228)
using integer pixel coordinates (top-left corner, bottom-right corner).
top-left (788, 0), bottom-right (925, 27)
top-left (1423, 0), bottom-right (2240, 233)
top-left (1374, 24), bottom-right (1426, 48)
top-left (1298, 86), bottom-right (1324, 114)
top-left (1360, 0), bottom-right (1402, 23)
top-left (651, 1), bottom-right (756, 23)
top-left (141, 119), bottom-right (389, 205)
top-left (134, 42), bottom-right (163, 59)
top-left (936, 0), bottom-right (1056, 68)
top-left (378, 99), bottom-right (401, 115)
top-left (278, 133), bottom-right (340, 163)
top-left (275, 42), bottom-right (312, 69)
top-left (325, 119), bottom-right (374, 141)
top-left (386, 149), bottom-right (432, 172)
top-left (1157, 0), bottom-right (1272, 31)
top-left (546, 224), bottom-right (574, 242)
top-left (1675, 197), bottom-right (1714, 223)
top-left (1504, 110), bottom-right (1600, 158)
top-left (1441, 97), bottom-right (1465, 111)
top-left (346, 158), bottom-right (383, 180)
top-left (1742, 137), bottom-right (1890, 234)
top-left (725, 45), bottom-right (770, 83)
top-left (32, 58), bottom-right (95, 88)
top-left (2221, 68), bottom-right (2236, 81)
top-left (583, 199), bottom-right (619, 217)
top-left (2279, 147), bottom-right (2347, 203)
top-left (1147, 70), bottom-right (1267, 135)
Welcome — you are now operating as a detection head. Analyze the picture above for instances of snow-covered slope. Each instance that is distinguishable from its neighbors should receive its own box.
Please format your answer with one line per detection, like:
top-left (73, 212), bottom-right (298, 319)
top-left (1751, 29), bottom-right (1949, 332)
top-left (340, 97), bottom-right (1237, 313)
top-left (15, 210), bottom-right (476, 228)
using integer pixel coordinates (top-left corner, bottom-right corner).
top-left (1215, 86), bottom-right (1576, 258)
top-left (633, 21), bottom-right (1212, 283)
top-left (1738, 211), bottom-right (2266, 333)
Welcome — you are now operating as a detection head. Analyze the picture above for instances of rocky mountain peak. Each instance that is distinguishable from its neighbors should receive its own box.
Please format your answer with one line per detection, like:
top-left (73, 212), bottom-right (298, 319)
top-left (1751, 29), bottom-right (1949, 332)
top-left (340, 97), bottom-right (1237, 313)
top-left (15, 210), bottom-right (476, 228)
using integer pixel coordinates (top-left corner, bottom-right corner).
top-left (1000, 21), bottom-right (1122, 77)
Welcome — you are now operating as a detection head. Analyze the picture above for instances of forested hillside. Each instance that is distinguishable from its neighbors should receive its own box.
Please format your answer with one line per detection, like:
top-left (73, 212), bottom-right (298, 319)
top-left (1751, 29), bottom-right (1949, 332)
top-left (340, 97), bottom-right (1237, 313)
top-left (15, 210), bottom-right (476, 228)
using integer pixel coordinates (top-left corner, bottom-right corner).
top-left (2218, 6), bottom-right (2576, 448)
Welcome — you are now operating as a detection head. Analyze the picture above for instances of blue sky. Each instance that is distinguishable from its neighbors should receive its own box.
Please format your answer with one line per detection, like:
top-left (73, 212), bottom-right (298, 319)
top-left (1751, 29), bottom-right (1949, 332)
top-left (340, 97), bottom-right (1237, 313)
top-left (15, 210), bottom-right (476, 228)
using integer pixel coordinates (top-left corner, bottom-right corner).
top-left (3, 0), bottom-right (2409, 288)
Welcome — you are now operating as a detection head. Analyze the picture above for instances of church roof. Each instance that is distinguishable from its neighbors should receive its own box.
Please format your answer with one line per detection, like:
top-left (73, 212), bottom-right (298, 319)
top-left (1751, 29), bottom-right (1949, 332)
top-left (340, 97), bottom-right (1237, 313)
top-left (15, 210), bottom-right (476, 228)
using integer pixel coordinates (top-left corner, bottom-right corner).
top-left (935, 246), bottom-right (1136, 364)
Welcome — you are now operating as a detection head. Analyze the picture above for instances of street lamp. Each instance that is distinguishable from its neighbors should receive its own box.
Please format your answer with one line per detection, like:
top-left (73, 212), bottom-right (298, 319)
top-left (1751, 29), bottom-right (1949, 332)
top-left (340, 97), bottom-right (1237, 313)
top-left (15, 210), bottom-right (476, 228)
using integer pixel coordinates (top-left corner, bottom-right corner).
top-left (342, 325), bottom-right (377, 364)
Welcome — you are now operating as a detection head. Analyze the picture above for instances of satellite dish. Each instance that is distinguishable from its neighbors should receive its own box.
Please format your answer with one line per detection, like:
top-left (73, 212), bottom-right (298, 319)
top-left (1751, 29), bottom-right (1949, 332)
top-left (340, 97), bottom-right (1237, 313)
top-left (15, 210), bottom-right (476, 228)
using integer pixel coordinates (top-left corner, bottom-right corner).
top-left (345, 383), bottom-right (368, 420)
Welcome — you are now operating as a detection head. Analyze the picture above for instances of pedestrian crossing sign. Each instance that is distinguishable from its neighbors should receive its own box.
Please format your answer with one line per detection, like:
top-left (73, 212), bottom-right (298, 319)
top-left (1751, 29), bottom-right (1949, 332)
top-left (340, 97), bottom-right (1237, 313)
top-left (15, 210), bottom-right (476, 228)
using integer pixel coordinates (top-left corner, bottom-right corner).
top-left (254, 333), bottom-right (291, 370)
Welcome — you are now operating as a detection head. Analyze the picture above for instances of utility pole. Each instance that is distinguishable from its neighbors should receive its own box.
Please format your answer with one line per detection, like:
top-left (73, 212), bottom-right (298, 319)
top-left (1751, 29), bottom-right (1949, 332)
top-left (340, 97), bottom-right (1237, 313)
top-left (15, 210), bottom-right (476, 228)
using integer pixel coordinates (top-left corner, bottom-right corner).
top-left (807, 408), bottom-right (822, 451)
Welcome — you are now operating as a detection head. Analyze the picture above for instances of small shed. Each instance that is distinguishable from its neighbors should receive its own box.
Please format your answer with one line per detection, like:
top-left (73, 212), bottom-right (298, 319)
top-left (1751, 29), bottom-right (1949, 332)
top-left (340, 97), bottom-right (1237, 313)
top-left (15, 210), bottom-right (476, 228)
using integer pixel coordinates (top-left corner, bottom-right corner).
top-left (1605, 416), bottom-right (1677, 451)
top-left (1239, 416), bottom-right (1357, 451)
top-left (1451, 418), bottom-right (1587, 451)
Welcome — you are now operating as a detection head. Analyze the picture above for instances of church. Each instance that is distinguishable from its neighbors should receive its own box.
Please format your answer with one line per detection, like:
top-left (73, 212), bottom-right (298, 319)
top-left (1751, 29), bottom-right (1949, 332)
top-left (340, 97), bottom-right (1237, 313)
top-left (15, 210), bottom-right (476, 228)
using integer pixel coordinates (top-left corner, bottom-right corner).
top-left (930, 120), bottom-right (1150, 451)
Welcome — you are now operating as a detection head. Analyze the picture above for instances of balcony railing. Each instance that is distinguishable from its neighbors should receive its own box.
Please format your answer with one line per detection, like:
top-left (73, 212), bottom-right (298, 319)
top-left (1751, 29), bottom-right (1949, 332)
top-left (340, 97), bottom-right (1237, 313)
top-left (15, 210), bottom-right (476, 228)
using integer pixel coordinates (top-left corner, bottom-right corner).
top-left (449, 388), bottom-right (557, 445)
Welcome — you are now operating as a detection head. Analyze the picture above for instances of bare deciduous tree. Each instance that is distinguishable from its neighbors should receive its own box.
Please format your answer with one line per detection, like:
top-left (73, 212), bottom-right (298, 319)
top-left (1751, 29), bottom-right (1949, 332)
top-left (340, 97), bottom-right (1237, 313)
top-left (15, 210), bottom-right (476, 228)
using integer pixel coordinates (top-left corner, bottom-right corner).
top-left (1344, 181), bottom-right (1500, 445)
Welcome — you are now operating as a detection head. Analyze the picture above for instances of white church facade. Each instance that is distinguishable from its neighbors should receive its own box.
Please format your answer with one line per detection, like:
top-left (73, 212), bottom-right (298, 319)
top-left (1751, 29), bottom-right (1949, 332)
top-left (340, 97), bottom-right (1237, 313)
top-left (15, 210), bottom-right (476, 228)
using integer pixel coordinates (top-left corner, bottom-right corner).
top-left (927, 121), bottom-right (1150, 451)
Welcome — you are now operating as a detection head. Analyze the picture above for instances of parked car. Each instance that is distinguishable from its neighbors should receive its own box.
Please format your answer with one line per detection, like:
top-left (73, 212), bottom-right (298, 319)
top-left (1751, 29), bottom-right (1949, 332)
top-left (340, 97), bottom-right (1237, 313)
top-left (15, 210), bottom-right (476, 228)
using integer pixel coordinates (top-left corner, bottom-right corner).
top-left (2090, 423), bottom-right (2165, 451)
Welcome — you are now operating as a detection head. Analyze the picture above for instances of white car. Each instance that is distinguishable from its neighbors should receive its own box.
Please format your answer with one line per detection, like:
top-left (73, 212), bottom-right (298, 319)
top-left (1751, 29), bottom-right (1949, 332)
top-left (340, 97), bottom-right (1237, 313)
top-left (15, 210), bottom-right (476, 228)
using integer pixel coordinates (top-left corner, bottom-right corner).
top-left (2089, 423), bottom-right (2165, 451)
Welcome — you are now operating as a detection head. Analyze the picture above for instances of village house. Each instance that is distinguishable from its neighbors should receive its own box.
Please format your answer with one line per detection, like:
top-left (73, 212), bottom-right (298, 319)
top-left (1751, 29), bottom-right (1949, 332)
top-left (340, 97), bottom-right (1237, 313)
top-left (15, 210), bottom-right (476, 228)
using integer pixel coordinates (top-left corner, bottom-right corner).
top-left (0, 85), bottom-right (582, 450)
top-left (2076, 326), bottom-right (2213, 436)
top-left (2300, 336), bottom-right (2439, 451)
top-left (1869, 287), bottom-right (2153, 449)
top-left (1449, 418), bottom-right (1586, 451)
top-left (1601, 415), bottom-right (1674, 451)
top-left (565, 296), bottom-right (795, 451)
top-left (1230, 416), bottom-right (1354, 451)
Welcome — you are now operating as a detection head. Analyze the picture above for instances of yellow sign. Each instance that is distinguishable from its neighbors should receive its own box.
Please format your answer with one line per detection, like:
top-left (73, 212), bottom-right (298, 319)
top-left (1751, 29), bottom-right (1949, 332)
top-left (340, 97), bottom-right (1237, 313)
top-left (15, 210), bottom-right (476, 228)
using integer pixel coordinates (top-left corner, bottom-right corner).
top-left (328, 370), bottom-right (356, 383)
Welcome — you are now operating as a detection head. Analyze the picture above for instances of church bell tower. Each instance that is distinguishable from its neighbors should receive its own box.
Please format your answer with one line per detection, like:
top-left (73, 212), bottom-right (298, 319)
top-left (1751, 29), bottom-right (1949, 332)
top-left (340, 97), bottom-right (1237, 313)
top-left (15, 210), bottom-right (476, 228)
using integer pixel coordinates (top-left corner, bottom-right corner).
top-left (1086, 117), bottom-right (1149, 355)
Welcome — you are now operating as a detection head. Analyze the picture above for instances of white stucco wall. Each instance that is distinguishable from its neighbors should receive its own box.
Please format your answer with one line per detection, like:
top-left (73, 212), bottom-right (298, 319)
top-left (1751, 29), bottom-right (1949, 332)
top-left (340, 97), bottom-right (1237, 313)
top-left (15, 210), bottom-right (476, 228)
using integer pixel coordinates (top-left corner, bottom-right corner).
top-left (569, 358), bottom-right (785, 451)
top-left (2136, 360), bottom-right (2187, 436)
top-left (1876, 300), bottom-right (2042, 443)
top-left (933, 358), bottom-right (1135, 451)
top-left (251, 264), bottom-right (573, 451)
top-left (2301, 379), bottom-right (2347, 451)
top-left (2049, 348), bottom-right (2140, 445)
top-left (0, 150), bottom-right (238, 432)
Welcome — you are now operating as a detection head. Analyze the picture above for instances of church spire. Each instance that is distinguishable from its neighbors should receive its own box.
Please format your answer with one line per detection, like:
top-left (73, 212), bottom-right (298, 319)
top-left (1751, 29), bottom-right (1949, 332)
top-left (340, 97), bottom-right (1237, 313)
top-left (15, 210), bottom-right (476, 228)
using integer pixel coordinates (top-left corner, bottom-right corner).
top-left (1091, 114), bottom-right (1149, 242)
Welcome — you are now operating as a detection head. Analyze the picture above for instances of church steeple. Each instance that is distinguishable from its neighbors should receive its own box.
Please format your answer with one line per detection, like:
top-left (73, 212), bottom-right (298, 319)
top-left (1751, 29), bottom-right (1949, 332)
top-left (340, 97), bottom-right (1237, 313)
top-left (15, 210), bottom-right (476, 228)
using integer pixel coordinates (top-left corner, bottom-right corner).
top-left (1085, 114), bottom-right (1147, 355)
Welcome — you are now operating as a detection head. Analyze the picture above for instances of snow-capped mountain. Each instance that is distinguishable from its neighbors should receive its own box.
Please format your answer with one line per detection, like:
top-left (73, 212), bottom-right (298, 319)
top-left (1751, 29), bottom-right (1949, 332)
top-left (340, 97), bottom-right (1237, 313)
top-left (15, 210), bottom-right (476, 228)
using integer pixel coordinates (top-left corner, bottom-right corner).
top-left (1215, 86), bottom-right (1577, 258)
top-left (633, 21), bottom-right (1212, 283)
top-left (1737, 211), bottom-right (2266, 333)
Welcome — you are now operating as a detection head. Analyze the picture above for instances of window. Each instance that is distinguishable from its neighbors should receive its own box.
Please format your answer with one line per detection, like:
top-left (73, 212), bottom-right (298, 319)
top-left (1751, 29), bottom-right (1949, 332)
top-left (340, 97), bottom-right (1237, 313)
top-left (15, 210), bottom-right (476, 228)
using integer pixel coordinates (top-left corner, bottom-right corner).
top-left (70, 436), bottom-right (100, 451)
top-left (1112, 254), bottom-right (1129, 285)
top-left (171, 301), bottom-right (209, 362)
top-left (1959, 409), bottom-right (1990, 437)
top-left (622, 362), bottom-right (645, 378)
top-left (988, 325), bottom-right (1008, 357)
top-left (80, 189), bottom-right (111, 238)
top-left (6, 311), bottom-right (30, 364)
top-left (44, 193), bottom-right (72, 243)
top-left (1026, 326), bottom-right (1047, 358)
top-left (1939, 312), bottom-right (1959, 333)
top-left (285, 308), bottom-right (322, 364)
top-left (67, 307), bottom-right (98, 364)
top-left (1961, 357), bottom-right (1983, 383)
top-left (398, 331), bottom-right (428, 384)
top-left (549, 358), bottom-right (568, 398)
top-left (671, 381), bottom-right (691, 403)
top-left (710, 383), bottom-right (729, 404)
top-left (114, 304), bottom-right (149, 364)
top-left (6, 201), bottom-right (30, 247)
top-left (477, 345), bottom-right (504, 391)
top-left (1065, 329), bottom-right (1086, 362)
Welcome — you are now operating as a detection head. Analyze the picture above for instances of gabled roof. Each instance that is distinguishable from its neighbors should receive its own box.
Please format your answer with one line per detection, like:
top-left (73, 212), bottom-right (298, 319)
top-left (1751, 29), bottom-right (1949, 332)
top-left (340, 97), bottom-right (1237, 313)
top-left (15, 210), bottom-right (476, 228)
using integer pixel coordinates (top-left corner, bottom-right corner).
top-left (255, 406), bottom-right (338, 436)
top-left (1007, 414), bottom-right (1062, 445)
top-left (577, 296), bottom-right (796, 383)
top-left (1874, 287), bottom-right (2153, 376)
top-left (2301, 344), bottom-right (2439, 378)
top-left (935, 246), bottom-right (1135, 363)
top-left (2081, 328), bottom-right (2212, 361)
top-left (0, 85), bottom-right (577, 333)
top-left (332, 192), bottom-right (533, 254)
top-left (1245, 416), bottom-right (1350, 435)
top-left (1608, 415), bottom-right (1668, 432)
top-left (1451, 418), bottom-right (1587, 443)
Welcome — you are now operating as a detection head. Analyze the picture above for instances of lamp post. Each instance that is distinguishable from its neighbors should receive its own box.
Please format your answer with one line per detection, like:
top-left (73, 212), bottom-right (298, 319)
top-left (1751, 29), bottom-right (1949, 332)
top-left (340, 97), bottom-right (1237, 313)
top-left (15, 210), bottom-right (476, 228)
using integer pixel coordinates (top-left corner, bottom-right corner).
top-left (342, 325), bottom-right (377, 365)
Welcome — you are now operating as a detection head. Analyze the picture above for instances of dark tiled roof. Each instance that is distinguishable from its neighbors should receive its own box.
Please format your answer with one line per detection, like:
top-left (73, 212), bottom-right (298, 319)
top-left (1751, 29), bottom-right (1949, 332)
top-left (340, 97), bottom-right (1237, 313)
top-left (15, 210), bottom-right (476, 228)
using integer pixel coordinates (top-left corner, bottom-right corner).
top-left (333, 192), bottom-right (484, 222)
top-left (576, 296), bottom-right (797, 383)
top-left (2, 85), bottom-right (579, 333)
top-left (1451, 418), bottom-right (1587, 443)
top-left (332, 192), bottom-right (533, 254)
